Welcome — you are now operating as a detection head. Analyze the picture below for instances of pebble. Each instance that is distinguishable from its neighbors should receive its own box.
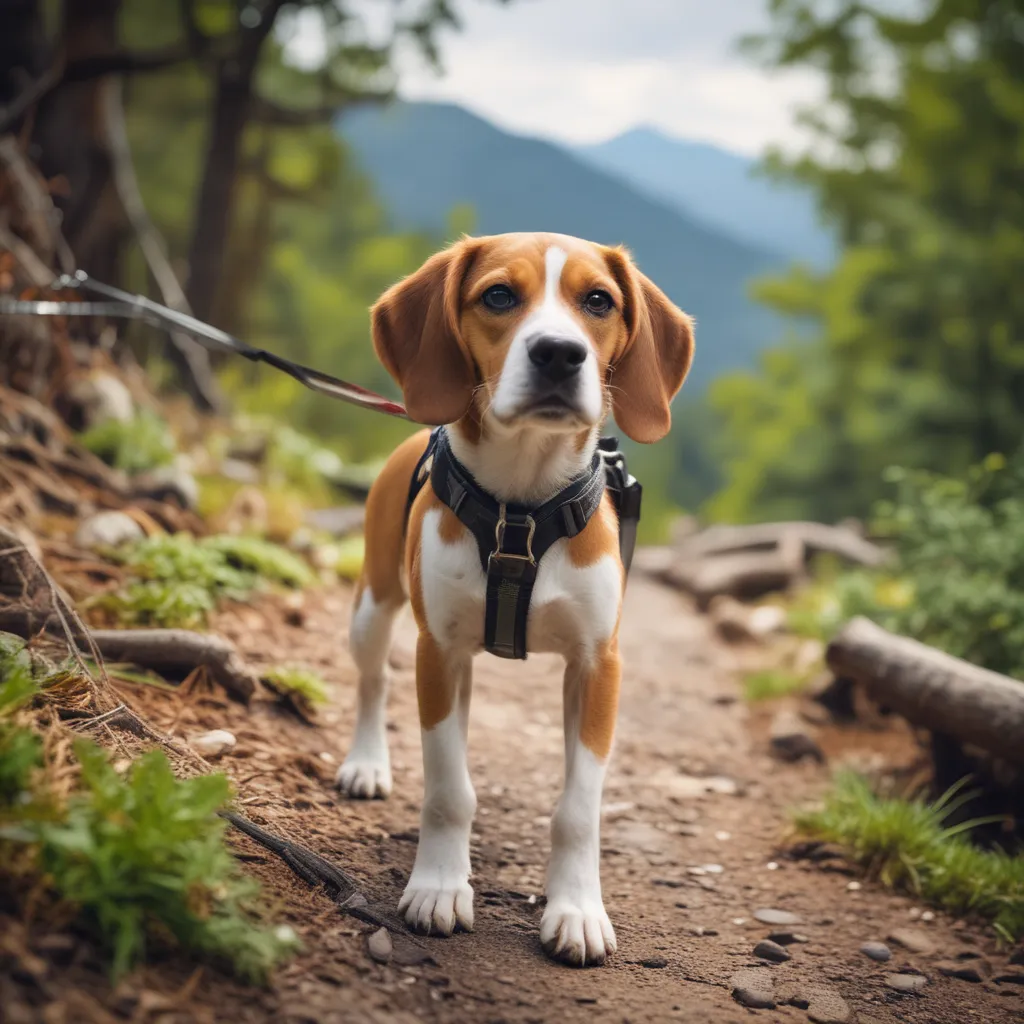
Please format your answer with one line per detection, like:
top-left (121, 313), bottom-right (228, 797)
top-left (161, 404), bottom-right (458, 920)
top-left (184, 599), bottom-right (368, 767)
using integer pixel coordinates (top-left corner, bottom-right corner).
top-left (731, 968), bottom-right (775, 1009)
top-left (887, 928), bottom-right (936, 956)
top-left (846, 881), bottom-right (861, 892)
top-left (73, 510), bottom-right (144, 551)
top-left (860, 941), bottom-right (892, 962)
top-left (885, 973), bottom-right (927, 994)
top-left (640, 956), bottom-right (668, 969)
top-left (753, 940), bottom-right (792, 963)
top-left (754, 908), bottom-right (802, 927)
top-left (806, 986), bottom-right (853, 1024)
top-left (188, 729), bottom-right (236, 758)
top-left (132, 463), bottom-right (199, 510)
top-left (367, 928), bottom-right (392, 964)
top-left (769, 931), bottom-right (809, 946)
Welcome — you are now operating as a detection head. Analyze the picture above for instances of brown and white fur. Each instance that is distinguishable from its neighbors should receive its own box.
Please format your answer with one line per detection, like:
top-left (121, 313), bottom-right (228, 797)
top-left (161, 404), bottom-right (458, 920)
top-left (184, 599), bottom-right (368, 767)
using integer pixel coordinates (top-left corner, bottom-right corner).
top-left (337, 232), bottom-right (693, 966)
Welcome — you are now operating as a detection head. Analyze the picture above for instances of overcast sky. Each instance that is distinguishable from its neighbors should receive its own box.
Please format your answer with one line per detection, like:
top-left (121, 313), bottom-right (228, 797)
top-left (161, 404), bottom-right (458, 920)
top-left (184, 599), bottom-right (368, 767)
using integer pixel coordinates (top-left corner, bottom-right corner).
top-left (285, 0), bottom-right (824, 157)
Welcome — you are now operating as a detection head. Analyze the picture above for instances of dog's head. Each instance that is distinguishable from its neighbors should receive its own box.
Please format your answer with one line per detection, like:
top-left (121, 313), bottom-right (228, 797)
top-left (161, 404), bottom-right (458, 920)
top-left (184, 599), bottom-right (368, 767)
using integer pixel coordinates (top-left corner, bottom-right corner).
top-left (371, 232), bottom-right (694, 443)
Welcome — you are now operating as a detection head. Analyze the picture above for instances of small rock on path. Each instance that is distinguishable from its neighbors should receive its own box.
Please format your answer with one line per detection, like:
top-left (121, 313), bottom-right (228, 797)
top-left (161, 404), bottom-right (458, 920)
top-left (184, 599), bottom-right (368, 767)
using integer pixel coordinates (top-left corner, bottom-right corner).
top-left (860, 941), bottom-right (892, 962)
top-left (753, 939), bottom-right (791, 963)
top-left (731, 968), bottom-right (775, 1009)
top-left (753, 908), bottom-right (802, 926)
top-left (886, 973), bottom-right (928, 994)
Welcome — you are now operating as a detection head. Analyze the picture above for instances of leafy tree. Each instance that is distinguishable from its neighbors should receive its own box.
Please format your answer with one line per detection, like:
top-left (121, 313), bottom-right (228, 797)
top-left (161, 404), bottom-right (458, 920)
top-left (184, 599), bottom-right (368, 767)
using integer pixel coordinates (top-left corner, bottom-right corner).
top-left (710, 0), bottom-right (1024, 523)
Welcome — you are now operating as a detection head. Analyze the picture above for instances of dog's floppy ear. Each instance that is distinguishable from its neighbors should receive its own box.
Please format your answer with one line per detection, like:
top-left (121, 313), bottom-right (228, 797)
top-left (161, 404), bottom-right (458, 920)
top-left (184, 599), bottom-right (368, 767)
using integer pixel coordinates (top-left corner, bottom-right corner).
top-left (604, 247), bottom-right (694, 444)
top-left (371, 239), bottom-right (479, 425)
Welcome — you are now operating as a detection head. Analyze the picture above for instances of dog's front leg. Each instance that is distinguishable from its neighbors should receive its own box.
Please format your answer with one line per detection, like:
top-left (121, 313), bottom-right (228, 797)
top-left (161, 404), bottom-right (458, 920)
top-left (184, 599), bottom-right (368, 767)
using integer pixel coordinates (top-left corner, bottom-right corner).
top-left (542, 641), bottom-right (620, 966)
top-left (399, 630), bottom-right (476, 935)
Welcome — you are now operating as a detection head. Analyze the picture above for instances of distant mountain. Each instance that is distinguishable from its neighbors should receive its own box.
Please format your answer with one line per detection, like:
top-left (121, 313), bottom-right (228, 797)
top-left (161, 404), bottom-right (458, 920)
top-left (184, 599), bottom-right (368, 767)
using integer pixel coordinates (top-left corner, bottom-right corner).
top-left (337, 101), bottom-right (783, 388)
top-left (575, 127), bottom-right (834, 268)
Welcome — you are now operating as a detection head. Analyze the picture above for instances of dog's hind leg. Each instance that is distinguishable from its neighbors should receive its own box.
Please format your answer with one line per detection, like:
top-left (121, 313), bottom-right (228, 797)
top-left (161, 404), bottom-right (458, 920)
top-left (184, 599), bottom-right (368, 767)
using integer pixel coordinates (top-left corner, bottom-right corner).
top-left (337, 430), bottom-right (432, 799)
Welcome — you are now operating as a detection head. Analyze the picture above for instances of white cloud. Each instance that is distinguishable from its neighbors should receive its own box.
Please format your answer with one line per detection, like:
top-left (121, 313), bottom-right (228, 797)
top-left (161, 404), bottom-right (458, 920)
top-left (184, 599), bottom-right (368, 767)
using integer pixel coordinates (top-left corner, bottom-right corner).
top-left (285, 0), bottom-right (824, 157)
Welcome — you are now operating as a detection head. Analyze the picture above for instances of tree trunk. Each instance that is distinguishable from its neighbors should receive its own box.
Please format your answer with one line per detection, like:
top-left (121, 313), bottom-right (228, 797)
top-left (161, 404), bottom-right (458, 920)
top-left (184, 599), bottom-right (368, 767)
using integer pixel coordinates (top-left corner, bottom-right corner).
top-left (826, 616), bottom-right (1024, 768)
top-left (184, 4), bottom-right (281, 324)
top-left (31, 0), bottom-right (126, 281)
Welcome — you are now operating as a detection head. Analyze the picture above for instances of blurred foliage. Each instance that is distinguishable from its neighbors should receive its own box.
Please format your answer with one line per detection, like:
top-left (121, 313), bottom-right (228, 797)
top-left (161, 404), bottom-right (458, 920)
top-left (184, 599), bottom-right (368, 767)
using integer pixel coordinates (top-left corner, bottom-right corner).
top-left (790, 452), bottom-right (1024, 679)
top-left (0, 640), bottom-right (42, 806)
top-left (114, 0), bottom-right (460, 465)
top-left (97, 533), bottom-right (315, 628)
top-left (742, 668), bottom-right (807, 702)
top-left (711, 0), bottom-right (1024, 523)
top-left (79, 411), bottom-right (177, 476)
top-left (796, 772), bottom-right (1024, 941)
top-left (263, 666), bottom-right (330, 707)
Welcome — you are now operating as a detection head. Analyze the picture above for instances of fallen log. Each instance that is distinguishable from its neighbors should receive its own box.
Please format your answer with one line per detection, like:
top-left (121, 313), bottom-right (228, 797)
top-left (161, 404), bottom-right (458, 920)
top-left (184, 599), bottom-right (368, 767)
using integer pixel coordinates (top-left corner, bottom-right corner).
top-left (826, 617), bottom-right (1024, 768)
top-left (677, 521), bottom-right (889, 569)
top-left (664, 534), bottom-right (805, 609)
top-left (88, 628), bottom-right (258, 702)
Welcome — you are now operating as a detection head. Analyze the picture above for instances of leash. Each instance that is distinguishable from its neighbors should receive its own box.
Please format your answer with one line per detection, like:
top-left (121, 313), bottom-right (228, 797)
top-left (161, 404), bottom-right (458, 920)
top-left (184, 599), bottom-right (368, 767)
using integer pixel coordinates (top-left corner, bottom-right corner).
top-left (0, 271), bottom-right (410, 419)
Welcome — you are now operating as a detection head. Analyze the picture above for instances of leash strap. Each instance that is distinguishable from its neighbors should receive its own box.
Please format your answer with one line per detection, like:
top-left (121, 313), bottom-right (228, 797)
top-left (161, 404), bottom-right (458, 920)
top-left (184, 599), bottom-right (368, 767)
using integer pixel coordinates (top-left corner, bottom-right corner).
top-left (0, 272), bottom-right (410, 419)
top-left (406, 428), bottom-right (640, 660)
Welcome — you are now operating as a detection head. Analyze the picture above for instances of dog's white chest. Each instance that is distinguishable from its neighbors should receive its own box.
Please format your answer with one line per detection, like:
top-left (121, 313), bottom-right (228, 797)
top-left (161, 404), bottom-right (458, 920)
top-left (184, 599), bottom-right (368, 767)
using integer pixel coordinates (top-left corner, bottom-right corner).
top-left (418, 508), bottom-right (620, 657)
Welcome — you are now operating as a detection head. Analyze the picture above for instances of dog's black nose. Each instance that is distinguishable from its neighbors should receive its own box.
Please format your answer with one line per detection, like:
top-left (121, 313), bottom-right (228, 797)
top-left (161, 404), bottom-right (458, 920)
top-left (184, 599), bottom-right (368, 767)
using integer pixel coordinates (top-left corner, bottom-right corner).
top-left (527, 336), bottom-right (588, 382)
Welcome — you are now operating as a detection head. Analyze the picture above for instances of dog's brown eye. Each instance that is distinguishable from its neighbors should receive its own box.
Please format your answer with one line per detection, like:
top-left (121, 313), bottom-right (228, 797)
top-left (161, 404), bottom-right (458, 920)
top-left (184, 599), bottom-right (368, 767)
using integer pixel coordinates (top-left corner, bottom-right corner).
top-left (584, 290), bottom-right (613, 316)
top-left (481, 285), bottom-right (518, 312)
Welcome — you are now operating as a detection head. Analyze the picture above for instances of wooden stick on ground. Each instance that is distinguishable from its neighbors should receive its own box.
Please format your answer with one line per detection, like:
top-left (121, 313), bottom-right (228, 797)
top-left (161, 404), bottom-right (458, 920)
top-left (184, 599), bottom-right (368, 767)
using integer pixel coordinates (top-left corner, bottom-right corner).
top-left (827, 616), bottom-right (1024, 768)
top-left (677, 521), bottom-right (889, 568)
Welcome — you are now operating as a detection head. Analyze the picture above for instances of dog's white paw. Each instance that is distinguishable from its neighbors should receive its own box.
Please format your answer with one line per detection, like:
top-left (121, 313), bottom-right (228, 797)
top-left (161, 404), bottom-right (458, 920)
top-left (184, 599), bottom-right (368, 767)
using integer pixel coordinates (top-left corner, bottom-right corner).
top-left (335, 756), bottom-right (392, 799)
top-left (540, 899), bottom-right (616, 967)
top-left (398, 880), bottom-right (474, 936)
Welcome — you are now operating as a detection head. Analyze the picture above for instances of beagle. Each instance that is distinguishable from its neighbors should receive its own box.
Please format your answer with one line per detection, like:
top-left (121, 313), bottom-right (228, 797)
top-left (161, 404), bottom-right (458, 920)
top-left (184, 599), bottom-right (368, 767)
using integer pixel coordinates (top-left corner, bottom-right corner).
top-left (337, 232), bottom-right (694, 966)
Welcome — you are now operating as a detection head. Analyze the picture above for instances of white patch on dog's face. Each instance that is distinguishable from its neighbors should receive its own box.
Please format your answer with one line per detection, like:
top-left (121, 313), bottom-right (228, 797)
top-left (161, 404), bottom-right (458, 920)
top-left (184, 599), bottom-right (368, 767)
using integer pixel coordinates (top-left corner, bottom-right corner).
top-left (488, 246), bottom-right (605, 431)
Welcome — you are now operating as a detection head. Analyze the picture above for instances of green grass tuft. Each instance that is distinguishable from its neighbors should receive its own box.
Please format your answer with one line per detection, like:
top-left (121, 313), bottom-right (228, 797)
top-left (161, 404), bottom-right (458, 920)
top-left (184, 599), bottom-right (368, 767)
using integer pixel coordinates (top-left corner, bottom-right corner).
top-left (263, 666), bottom-right (330, 707)
top-left (98, 533), bottom-right (315, 629)
top-left (79, 410), bottom-right (177, 475)
top-left (743, 669), bottom-right (807, 702)
top-left (796, 772), bottom-right (1024, 940)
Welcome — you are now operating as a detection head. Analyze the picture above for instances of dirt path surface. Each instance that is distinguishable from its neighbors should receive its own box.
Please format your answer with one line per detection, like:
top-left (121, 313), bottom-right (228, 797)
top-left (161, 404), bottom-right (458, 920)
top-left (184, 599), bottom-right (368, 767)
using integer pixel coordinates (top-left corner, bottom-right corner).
top-left (10, 576), bottom-right (1023, 1023)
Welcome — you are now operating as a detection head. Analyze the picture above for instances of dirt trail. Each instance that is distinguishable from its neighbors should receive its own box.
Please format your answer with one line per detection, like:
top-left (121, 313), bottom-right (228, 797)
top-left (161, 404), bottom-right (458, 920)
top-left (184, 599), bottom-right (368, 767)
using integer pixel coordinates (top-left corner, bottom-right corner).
top-left (17, 576), bottom-right (1023, 1023)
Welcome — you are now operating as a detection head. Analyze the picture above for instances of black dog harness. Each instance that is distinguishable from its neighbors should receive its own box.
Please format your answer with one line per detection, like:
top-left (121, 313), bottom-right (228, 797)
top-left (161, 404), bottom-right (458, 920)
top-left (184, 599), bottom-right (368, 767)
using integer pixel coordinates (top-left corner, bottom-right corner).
top-left (405, 428), bottom-right (642, 660)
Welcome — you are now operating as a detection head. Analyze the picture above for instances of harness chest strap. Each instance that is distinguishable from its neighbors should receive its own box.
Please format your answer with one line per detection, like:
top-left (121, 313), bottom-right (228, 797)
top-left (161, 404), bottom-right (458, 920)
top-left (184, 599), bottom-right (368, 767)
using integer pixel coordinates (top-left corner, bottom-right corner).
top-left (406, 428), bottom-right (642, 660)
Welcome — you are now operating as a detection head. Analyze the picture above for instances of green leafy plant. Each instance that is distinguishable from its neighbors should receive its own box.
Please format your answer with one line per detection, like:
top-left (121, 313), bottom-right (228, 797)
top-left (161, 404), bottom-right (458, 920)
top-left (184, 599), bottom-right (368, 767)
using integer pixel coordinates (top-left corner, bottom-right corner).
top-left (262, 666), bottom-right (329, 708)
top-left (796, 772), bottom-right (1024, 940)
top-left (98, 533), bottom-right (315, 629)
top-left (79, 410), bottom-right (177, 475)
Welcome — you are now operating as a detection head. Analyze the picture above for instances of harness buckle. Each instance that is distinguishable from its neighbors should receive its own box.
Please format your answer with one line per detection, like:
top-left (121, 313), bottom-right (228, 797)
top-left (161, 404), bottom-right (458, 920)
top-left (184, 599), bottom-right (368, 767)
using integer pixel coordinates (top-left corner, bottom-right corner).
top-left (492, 503), bottom-right (536, 566)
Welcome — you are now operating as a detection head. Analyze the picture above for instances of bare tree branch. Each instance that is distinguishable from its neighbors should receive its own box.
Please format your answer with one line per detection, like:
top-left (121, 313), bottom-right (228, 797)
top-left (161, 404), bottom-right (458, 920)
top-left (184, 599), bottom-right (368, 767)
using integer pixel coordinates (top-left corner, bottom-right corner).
top-left (100, 78), bottom-right (224, 415)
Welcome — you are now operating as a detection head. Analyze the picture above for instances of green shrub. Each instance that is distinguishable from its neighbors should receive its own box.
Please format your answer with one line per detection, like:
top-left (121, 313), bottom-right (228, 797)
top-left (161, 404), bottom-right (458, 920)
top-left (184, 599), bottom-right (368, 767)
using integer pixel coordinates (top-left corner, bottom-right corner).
top-left (79, 411), bottom-right (177, 475)
top-left (23, 741), bottom-right (298, 981)
top-left (796, 772), bottom-right (1024, 940)
top-left (98, 533), bottom-right (315, 629)
top-left (791, 453), bottom-right (1024, 679)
